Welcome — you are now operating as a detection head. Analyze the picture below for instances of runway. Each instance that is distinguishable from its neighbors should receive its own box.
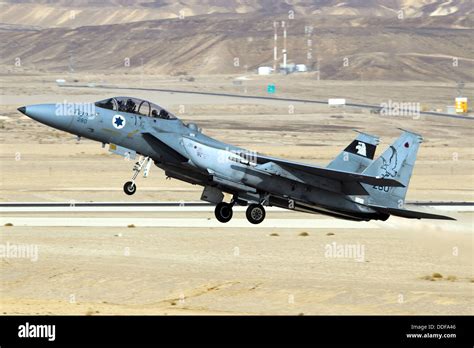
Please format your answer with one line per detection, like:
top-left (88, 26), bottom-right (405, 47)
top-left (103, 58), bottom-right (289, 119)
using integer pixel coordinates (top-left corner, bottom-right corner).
top-left (0, 201), bottom-right (380, 228)
top-left (0, 217), bottom-right (381, 229)
top-left (1, 201), bottom-right (472, 212)
top-left (1, 201), bottom-right (468, 228)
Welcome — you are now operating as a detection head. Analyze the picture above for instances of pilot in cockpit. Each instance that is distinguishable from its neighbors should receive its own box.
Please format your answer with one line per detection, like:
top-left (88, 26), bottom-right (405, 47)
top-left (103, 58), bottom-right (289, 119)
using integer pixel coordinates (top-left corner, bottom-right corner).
top-left (117, 99), bottom-right (125, 111)
top-left (125, 99), bottom-right (136, 113)
top-left (159, 109), bottom-right (169, 119)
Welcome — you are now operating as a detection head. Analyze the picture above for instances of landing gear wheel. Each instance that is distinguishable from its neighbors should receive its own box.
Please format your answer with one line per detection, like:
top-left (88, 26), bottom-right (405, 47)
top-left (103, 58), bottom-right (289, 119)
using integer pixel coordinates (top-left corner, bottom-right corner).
top-left (246, 204), bottom-right (265, 224)
top-left (123, 181), bottom-right (136, 195)
top-left (215, 202), bottom-right (233, 223)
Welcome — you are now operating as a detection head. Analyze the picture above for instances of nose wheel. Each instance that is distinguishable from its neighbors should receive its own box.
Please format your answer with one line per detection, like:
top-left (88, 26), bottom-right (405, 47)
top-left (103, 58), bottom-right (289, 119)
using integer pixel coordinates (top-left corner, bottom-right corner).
top-left (214, 202), bottom-right (233, 223)
top-left (122, 156), bottom-right (151, 195)
top-left (123, 181), bottom-right (136, 195)
top-left (246, 204), bottom-right (266, 224)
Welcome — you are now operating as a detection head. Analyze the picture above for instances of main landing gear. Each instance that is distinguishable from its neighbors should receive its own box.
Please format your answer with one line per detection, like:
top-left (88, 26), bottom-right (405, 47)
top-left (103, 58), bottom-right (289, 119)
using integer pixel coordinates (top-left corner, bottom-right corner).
top-left (214, 199), bottom-right (266, 224)
top-left (123, 156), bottom-right (152, 195)
top-left (245, 203), bottom-right (266, 224)
top-left (214, 202), bottom-right (233, 223)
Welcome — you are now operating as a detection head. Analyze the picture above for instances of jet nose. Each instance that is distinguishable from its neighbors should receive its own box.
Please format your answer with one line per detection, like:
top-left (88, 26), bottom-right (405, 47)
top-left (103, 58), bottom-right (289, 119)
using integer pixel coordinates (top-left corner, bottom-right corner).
top-left (17, 106), bottom-right (26, 115)
top-left (20, 104), bottom-right (74, 131)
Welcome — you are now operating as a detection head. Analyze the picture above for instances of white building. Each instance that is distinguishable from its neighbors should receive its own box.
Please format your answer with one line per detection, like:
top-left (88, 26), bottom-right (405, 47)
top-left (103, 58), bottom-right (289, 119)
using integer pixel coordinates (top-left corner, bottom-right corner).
top-left (296, 64), bottom-right (308, 72)
top-left (258, 66), bottom-right (273, 75)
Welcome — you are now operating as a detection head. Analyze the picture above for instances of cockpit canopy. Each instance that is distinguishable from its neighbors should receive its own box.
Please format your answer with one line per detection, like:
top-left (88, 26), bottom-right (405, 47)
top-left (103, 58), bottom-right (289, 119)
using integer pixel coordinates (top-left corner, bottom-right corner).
top-left (95, 97), bottom-right (177, 120)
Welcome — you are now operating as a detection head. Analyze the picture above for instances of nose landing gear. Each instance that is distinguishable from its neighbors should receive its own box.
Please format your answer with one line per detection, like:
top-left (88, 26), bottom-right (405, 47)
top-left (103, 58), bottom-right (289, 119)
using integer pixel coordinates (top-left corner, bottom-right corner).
top-left (122, 156), bottom-right (151, 195)
top-left (123, 181), bottom-right (136, 195)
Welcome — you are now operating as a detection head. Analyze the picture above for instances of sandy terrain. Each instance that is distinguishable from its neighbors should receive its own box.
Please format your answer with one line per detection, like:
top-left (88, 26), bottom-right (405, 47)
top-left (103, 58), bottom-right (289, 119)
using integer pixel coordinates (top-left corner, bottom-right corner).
top-left (0, 73), bottom-right (473, 315)
top-left (0, 211), bottom-right (472, 315)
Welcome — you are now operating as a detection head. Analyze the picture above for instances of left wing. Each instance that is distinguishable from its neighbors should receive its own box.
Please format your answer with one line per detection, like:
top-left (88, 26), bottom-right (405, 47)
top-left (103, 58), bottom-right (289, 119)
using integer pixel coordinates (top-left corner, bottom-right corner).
top-left (142, 132), bottom-right (188, 164)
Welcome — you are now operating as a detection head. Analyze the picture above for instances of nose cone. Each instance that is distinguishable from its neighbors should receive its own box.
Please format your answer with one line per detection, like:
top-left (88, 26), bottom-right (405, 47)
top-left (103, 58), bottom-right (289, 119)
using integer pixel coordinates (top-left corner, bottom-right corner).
top-left (17, 106), bottom-right (26, 115)
top-left (20, 104), bottom-right (73, 131)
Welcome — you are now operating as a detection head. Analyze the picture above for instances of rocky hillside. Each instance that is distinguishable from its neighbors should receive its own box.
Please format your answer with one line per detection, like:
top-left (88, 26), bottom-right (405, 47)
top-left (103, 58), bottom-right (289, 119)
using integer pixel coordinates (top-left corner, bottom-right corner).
top-left (0, 0), bottom-right (472, 28)
top-left (0, 1), bottom-right (472, 80)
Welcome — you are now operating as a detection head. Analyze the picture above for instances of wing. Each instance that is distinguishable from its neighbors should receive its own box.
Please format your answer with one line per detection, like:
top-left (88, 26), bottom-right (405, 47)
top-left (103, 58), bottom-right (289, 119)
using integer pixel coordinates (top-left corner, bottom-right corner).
top-left (252, 153), bottom-right (405, 188)
top-left (142, 132), bottom-right (188, 164)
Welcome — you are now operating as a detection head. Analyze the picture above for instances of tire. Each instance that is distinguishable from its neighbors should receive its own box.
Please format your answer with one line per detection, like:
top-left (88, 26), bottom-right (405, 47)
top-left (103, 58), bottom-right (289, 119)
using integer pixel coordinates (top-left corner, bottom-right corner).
top-left (246, 204), bottom-right (266, 224)
top-left (215, 202), bottom-right (233, 223)
top-left (123, 181), bottom-right (136, 195)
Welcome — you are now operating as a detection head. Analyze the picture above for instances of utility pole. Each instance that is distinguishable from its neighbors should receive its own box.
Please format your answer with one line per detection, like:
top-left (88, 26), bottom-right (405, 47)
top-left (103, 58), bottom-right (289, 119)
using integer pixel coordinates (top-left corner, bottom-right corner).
top-left (282, 21), bottom-right (287, 70)
top-left (273, 21), bottom-right (278, 73)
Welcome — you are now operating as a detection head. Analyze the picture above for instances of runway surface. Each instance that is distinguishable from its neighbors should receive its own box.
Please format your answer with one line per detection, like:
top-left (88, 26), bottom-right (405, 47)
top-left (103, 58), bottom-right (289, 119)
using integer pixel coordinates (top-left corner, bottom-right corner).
top-left (1, 201), bottom-right (468, 228)
top-left (1, 201), bottom-right (472, 212)
top-left (0, 217), bottom-right (381, 229)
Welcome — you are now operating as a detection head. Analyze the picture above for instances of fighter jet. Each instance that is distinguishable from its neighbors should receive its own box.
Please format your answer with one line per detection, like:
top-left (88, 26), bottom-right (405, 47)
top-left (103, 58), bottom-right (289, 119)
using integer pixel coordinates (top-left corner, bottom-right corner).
top-left (18, 96), bottom-right (454, 224)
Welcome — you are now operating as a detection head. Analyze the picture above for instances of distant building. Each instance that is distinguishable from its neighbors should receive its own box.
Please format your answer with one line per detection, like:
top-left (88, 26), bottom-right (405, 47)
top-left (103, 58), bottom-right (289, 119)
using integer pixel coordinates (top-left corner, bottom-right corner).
top-left (258, 66), bottom-right (273, 75)
top-left (328, 98), bottom-right (346, 107)
top-left (296, 64), bottom-right (308, 72)
top-left (279, 63), bottom-right (296, 74)
top-left (258, 63), bottom-right (308, 75)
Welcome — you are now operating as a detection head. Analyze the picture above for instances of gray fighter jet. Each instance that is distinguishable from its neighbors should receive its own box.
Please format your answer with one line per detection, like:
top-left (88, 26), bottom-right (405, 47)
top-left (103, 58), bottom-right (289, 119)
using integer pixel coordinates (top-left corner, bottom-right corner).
top-left (18, 96), bottom-right (454, 224)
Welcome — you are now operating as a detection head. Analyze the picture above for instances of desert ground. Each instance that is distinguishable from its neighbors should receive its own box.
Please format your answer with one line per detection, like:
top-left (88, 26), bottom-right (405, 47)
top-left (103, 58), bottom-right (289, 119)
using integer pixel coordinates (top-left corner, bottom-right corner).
top-left (0, 73), bottom-right (473, 315)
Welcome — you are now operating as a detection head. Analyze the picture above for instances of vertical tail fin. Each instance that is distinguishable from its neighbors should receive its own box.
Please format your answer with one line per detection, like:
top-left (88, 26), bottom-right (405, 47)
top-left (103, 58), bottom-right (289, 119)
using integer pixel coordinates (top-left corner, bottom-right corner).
top-left (327, 131), bottom-right (379, 173)
top-left (362, 130), bottom-right (423, 208)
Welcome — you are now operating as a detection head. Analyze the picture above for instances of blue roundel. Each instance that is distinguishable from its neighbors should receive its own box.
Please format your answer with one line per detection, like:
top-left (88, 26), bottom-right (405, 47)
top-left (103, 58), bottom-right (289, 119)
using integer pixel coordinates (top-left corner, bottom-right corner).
top-left (112, 115), bottom-right (126, 129)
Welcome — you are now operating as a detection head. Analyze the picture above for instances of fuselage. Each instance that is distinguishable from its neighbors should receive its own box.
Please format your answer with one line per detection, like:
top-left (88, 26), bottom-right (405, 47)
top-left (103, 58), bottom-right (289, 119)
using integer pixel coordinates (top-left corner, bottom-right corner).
top-left (19, 98), bottom-right (388, 222)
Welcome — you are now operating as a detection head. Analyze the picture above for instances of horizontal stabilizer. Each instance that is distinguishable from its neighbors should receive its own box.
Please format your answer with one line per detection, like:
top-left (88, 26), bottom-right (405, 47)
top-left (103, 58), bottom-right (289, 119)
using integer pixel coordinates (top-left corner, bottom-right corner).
top-left (369, 205), bottom-right (456, 220)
